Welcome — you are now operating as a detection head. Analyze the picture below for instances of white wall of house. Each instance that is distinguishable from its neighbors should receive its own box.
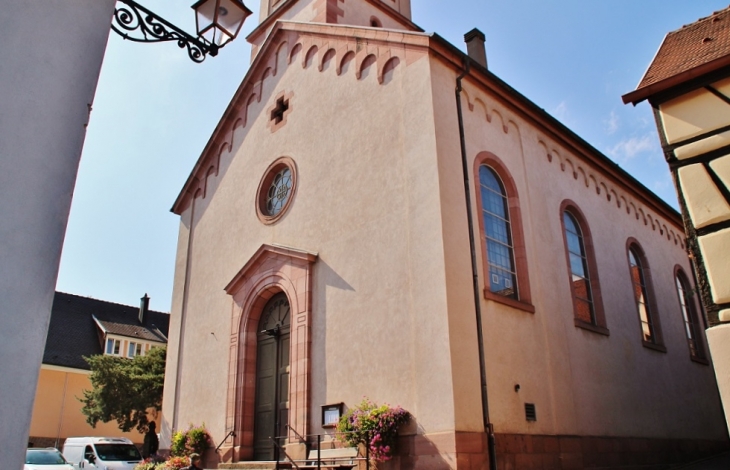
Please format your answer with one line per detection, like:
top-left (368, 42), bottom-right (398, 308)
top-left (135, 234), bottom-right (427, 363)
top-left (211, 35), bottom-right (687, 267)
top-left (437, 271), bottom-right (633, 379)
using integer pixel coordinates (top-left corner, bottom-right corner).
top-left (0, 1), bottom-right (115, 468)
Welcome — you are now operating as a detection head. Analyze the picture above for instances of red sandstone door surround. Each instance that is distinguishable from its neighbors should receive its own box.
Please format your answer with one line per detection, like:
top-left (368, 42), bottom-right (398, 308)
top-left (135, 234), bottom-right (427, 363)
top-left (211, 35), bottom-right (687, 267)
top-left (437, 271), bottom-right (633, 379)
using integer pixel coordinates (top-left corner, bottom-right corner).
top-left (221, 244), bottom-right (317, 462)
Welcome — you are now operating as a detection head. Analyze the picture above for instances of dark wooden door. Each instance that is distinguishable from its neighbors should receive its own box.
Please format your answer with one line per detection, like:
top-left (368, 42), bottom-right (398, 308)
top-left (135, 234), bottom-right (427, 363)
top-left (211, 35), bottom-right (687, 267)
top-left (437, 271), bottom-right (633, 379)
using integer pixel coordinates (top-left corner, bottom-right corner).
top-left (253, 294), bottom-right (290, 461)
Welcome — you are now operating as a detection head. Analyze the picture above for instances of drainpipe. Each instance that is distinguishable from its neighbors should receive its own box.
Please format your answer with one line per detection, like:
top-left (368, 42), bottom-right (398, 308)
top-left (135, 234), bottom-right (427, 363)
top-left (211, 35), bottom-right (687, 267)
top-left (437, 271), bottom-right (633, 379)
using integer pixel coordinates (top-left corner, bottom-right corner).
top-left (455, 56), bottom-right (497, 470)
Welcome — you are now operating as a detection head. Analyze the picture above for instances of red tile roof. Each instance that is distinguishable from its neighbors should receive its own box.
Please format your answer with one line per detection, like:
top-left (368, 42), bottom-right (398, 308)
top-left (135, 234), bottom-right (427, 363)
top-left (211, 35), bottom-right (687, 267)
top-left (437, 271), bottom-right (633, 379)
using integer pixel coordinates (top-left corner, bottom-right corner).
top-left (624, 5), bottom-right (730, 104)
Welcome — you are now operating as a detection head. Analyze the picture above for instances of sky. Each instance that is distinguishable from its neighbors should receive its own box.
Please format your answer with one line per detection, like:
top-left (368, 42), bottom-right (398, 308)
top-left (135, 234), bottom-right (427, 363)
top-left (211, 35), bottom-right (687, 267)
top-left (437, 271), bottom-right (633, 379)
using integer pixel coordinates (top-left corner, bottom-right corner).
top-left (55, 0), bottom-right (730, 312)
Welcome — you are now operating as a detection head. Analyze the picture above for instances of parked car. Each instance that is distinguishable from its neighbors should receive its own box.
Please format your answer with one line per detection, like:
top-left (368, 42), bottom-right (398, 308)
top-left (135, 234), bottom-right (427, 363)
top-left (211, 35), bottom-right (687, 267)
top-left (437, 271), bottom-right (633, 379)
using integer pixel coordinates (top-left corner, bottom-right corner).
top-left (62, 438), bottom-right (142, 470)
top-left (25, 448), bottom-right (75, 470)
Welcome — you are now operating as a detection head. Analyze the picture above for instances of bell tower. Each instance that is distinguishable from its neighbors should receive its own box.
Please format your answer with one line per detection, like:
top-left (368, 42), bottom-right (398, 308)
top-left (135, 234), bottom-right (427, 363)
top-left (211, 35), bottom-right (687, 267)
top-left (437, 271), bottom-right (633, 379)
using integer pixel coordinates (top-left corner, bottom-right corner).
top-left (377, 0), bottom-right (411, 20)
top-left (257, 0), bottom-right (412, 25)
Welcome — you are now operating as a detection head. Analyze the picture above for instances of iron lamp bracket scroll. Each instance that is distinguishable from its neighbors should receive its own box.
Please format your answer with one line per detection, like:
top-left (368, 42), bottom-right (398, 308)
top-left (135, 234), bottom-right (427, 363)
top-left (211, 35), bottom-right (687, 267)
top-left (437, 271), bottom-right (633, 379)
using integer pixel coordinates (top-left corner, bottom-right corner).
top-left (111, 0), bottom-right (252, 63)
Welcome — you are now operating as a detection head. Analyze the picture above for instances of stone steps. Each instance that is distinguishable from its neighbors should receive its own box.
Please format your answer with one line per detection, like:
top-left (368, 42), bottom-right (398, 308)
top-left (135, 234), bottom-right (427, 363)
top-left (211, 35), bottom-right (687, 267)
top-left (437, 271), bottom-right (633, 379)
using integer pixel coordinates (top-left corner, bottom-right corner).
top-left (218, 462), bottom-right (292, 470)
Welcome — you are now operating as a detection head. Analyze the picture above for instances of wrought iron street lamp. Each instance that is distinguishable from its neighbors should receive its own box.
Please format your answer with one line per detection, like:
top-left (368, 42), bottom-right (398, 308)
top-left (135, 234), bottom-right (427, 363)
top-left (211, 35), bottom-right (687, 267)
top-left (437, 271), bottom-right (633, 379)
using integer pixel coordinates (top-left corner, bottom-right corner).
top-left (111, 0), bottom-right (252, 63)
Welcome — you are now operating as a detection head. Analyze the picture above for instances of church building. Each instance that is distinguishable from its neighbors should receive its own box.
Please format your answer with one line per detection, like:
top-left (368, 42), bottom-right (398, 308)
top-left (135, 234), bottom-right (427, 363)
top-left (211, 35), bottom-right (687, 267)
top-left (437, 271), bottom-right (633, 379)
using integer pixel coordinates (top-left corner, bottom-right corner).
top-left (160, 0), bottom-right (729, 468)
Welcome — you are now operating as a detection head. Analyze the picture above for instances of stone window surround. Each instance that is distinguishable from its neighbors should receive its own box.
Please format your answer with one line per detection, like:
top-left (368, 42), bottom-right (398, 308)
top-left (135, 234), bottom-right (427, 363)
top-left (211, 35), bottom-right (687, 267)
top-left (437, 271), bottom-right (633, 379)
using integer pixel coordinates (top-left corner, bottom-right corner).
top-left (473, 151), bottom-right (534, 313)
top-left (559, 200), bottom-right (609, 336)
top-left (673, 265), bottom-right (709, 364)
top-left (222, 244), bottom-right (317, 462)
top-left (626, 238), bottom-right (666, 352)
top-left (255, 156), bottom-right (298, 225)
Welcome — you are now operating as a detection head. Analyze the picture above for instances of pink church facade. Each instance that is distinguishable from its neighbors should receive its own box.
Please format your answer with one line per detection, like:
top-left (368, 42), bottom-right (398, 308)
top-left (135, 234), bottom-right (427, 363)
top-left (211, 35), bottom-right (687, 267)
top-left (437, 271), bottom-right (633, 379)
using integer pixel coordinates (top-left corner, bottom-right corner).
top-left (161, 1), bottom-right (729, 468)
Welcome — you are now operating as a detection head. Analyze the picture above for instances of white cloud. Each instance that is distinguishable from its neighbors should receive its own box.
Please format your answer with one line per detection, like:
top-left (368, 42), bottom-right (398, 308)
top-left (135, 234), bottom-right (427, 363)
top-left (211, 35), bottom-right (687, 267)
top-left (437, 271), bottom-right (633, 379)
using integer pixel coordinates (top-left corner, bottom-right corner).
top-left (604, 111), bottom-right (619, 135)
top-left (553, 101), bottom-right (569, 121)
top-left (606, 134), bottom-right (657, 164)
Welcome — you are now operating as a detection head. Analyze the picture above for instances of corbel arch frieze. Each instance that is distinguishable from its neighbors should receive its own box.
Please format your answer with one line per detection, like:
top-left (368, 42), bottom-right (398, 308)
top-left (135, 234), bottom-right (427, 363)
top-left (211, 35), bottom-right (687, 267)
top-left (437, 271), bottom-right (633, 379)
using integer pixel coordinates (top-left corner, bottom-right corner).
top-left (221, 244), bottom-right (318, 462)
top-left (536, 136), bottom-right (684, 249)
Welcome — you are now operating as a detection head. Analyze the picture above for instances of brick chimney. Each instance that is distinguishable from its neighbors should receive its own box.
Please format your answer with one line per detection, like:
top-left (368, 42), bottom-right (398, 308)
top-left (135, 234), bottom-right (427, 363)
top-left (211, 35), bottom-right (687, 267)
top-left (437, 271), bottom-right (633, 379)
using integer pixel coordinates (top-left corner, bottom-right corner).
top-left (464, 28), bottom-right (487, 69)
top-left (139, 294), bottom-right (149, 325)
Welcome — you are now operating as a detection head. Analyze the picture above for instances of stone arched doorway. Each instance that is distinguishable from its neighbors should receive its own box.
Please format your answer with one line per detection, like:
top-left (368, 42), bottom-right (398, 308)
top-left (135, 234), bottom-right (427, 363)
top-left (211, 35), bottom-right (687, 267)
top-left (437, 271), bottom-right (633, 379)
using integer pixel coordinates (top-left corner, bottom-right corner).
top-left (254, 293), bottom-right (290, 460)
top-left (221, 244), bottom-right (317, 462)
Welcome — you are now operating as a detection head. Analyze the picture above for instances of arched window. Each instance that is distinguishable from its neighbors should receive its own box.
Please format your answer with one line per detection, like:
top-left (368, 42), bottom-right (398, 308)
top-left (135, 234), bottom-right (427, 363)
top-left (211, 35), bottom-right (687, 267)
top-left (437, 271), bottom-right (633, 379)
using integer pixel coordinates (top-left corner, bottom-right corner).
top-left (560, 204), bottom-right (607, 334)
top-left (474, 153), bottom-right (532, 313)
top-left (479, 165), bottom-right (518, 299)
top-left (627, 242), bottom-right (664, 350)
top-left (675, 269), bottom-right (705, 361)
top-left (564, 212), bottom-right (594, 321)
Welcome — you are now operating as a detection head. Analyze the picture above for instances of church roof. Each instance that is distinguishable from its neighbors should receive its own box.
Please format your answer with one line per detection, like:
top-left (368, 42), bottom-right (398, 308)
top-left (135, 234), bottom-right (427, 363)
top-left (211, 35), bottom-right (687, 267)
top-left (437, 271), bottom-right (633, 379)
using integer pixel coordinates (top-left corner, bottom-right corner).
top-left (623, 5), bottom-right (730, 104)
top-left (44, 292), bottom-right (169, 370)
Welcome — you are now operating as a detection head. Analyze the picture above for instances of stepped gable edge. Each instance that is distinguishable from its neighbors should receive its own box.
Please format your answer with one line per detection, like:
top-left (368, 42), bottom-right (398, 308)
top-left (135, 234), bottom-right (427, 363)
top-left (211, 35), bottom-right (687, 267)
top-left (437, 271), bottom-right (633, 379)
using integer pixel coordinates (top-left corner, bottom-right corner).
top-left (171, 22), bottom-right (430, 214)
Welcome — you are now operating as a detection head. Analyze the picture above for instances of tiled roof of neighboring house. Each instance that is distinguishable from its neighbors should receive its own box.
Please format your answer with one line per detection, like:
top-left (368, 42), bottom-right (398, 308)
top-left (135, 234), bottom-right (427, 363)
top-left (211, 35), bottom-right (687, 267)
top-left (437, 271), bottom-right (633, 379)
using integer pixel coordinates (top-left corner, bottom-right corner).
top-left (43, 292), bottom-right (170, 370)
top-left (93, 317), bottom-right (167, 343)
top-left (624, 5), bottom-right (730, 104)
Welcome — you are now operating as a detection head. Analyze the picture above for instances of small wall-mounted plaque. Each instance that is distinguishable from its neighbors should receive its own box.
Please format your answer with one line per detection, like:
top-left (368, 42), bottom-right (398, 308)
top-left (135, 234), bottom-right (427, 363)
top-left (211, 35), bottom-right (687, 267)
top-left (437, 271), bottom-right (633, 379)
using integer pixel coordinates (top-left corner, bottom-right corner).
top-left (322, 403), bottom-right (344, 428)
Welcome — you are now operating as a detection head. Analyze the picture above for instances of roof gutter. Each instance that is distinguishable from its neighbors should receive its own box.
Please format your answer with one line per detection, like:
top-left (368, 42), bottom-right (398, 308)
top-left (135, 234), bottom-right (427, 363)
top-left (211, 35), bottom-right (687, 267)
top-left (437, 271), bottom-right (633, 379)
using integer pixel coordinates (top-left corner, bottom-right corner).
top-left (455, 56), bottom-right (497, 470)
top-left (623, 55), bottom-right (730, 105)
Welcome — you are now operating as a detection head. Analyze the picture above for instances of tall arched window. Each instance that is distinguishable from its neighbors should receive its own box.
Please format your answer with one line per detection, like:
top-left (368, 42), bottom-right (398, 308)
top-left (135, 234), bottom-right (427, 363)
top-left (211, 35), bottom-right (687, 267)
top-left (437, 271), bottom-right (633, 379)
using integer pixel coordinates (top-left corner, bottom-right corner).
top-left (560, 204), bottom-right (607, 334)
top-left (627, 242), bottom-right (664, 350)
top-left (675, 269), bottom-right (705, 361)
top-left (474, 152), bottom-right (533, 313)
top-left (479, 165), bottom-right (518, 299)
top-left (564, 212), bottom-right (594, 322)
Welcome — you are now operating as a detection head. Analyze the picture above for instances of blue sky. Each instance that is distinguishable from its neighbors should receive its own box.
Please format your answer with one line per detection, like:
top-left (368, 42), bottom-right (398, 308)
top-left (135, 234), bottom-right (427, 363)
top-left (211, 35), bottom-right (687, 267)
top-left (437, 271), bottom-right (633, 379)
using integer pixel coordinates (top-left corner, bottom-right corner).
top-left (56, 0), bottom-right (730, 311)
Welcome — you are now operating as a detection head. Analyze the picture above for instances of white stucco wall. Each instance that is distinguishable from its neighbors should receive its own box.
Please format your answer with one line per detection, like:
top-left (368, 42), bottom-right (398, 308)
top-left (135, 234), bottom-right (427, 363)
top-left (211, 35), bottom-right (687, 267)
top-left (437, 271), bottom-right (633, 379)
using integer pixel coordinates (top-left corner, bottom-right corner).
top-left (430, 58), bottom-right (726, 440)
top-left (0, 1), bottom-right (114, 468)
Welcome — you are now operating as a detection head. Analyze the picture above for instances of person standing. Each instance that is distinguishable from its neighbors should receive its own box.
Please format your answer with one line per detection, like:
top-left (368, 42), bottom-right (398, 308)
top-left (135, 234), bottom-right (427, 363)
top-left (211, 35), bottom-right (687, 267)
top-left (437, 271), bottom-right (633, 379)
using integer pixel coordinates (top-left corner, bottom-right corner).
top-left (142, 422), bottom-right (159, 459)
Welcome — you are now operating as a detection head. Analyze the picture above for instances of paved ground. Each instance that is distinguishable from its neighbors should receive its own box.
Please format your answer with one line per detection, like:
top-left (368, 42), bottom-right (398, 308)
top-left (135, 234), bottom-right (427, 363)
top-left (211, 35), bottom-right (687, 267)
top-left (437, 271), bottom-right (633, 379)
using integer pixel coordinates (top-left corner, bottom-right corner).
top-left (672, 452), bottom-right (730, 469)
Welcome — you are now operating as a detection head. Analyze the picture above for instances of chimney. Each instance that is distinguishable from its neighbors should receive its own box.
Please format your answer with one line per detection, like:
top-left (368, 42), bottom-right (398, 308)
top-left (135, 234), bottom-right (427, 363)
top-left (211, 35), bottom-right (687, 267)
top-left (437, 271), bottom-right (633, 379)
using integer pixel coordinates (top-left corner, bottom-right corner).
top-left (139, 294), bottom-right (149, 325)
top-left (464, 28), bottom-right (487, 69)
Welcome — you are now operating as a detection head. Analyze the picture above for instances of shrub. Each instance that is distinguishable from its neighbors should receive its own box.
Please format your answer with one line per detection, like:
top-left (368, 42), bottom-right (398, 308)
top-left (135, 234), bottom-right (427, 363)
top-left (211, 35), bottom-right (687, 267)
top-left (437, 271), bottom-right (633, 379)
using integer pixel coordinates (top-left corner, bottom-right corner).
top-left (135, 454), bottom-right (191, 470)
top-left (170, 424), bottom-right (212, 457)
top-left (336, 398), bottom-right (409, 461)
top-left (134, 459), bottom-right (158, 470)
top-left (162, 456), bottom-right (190, 470)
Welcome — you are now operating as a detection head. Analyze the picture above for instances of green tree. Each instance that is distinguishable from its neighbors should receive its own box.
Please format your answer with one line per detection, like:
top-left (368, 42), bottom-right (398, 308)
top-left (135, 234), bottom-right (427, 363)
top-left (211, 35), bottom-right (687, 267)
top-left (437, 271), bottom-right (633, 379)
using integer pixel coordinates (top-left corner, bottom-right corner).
top-left (80, 346), bottom-right (166, 433)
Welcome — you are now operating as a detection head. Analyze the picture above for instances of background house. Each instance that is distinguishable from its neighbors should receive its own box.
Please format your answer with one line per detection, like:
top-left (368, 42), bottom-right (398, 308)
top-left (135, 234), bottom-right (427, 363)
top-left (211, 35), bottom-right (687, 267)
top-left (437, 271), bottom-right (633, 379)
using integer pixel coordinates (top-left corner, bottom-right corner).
top-left (29, 292), bottom-right (169, 448)
top-left (160, 0), bottom-right (730, 468)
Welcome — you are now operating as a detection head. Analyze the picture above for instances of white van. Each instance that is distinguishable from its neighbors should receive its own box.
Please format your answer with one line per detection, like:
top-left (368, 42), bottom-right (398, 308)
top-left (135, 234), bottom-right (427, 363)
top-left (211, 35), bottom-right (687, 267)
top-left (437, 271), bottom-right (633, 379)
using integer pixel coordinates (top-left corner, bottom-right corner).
top-left (62, 438), bottom-right (142, 470)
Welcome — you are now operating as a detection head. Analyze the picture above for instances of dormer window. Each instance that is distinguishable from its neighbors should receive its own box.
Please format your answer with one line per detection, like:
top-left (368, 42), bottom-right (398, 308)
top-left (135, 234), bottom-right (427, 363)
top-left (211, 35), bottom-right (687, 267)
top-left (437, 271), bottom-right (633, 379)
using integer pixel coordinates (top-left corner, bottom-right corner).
top-left (106, 339), bottom-right (121, 356)
top-left (128, 342), bottom-right (144, 357)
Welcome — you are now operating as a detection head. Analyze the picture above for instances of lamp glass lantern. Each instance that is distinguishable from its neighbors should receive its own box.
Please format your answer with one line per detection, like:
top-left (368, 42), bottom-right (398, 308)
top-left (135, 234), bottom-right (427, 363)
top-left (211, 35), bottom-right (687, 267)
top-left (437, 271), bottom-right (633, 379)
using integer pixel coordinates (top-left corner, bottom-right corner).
top-left (192, 0), bottom-right (252, 47)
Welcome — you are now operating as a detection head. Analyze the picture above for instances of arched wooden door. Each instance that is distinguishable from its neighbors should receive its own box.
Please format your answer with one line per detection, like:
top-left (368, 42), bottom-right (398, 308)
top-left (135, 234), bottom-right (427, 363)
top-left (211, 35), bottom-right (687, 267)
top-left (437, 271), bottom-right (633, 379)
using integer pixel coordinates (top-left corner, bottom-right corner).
top-left (253, 293), bottom-right (290, 461)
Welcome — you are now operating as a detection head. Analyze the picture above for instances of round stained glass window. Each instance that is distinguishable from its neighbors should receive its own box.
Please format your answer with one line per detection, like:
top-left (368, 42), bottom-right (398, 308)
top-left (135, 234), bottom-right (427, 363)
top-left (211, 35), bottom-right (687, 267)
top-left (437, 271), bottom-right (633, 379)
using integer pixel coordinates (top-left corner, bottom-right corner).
top-left (256, 157), bottom-right (297, 224)
top-left (266, 167), bottom-right (292, 216)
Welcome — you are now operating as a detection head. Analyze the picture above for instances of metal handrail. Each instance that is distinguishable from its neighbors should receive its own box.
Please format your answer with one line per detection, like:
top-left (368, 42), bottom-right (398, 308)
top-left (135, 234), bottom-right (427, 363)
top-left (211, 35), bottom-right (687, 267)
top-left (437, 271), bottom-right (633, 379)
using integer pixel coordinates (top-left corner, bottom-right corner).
top-left (215, 430), bottom-right (236, 453)
top-left (271, 430), bottom-right (370, 470)
top-left (269, 436), bottom-right (300, 470)
top-left (286, 424), bottom-right (307, 444)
